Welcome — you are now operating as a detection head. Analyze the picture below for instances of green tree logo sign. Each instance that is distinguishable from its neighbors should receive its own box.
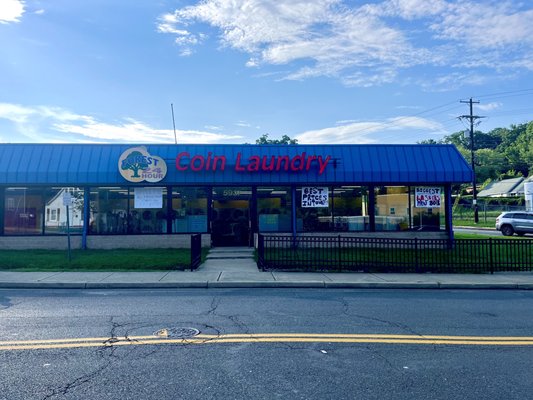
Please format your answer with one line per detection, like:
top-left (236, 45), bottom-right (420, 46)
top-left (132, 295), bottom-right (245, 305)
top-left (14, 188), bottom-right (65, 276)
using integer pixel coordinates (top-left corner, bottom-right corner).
top-left (118, 147), bottom-right (167, 183)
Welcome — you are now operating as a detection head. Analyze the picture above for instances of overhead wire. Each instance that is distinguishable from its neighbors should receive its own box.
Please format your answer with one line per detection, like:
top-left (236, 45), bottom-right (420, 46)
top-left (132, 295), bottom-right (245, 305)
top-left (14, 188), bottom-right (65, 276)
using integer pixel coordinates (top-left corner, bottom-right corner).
top-left (338, 88), bottom-right (533, 144)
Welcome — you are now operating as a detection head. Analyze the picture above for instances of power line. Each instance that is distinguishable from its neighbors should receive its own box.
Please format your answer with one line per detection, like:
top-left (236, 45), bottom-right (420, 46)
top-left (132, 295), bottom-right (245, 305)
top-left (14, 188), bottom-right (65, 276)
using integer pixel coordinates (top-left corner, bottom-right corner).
top-left (475, 88), bottom-right (533, 100)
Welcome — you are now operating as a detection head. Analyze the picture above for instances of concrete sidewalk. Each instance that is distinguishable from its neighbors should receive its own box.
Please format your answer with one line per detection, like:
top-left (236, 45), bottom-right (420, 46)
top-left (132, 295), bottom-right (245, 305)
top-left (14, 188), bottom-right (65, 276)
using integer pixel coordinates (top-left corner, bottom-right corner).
top-left (1, 268), bottom-right (533, 290)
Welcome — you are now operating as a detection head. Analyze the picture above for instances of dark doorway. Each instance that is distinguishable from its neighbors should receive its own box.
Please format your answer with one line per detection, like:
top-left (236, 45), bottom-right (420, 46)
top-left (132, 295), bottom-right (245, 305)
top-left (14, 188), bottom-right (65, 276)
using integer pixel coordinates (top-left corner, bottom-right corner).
top-left (211, 187), bottom-right (252, 247)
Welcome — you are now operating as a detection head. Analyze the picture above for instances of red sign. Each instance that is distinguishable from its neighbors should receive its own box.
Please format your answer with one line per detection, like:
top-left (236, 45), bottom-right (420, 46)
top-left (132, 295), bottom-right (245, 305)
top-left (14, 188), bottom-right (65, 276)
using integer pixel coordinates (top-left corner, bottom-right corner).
top-left (176, 152), bottom-right (331, 175)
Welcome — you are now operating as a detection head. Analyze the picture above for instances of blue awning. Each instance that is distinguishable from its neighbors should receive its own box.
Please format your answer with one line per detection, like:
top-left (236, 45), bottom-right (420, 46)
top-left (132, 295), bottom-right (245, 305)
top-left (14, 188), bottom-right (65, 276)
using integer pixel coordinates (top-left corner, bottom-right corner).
top-left (0, 143), bottom-right (472, 186)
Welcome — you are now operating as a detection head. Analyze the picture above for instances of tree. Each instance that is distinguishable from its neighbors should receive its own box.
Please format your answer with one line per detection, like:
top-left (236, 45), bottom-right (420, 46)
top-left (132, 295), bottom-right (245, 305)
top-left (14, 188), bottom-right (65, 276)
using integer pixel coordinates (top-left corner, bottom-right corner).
top-left (417, 139), bottom-right (440, 144)
top-left (121, 151), bottom-right (148, 178)
top-left (256, 134), bottom-right (298, 145)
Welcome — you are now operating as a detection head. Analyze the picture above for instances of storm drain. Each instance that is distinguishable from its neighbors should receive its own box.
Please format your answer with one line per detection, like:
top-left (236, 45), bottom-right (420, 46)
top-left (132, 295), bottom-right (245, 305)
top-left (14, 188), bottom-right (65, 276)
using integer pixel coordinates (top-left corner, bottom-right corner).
top-left (154, 327), bottom-right (200, 339)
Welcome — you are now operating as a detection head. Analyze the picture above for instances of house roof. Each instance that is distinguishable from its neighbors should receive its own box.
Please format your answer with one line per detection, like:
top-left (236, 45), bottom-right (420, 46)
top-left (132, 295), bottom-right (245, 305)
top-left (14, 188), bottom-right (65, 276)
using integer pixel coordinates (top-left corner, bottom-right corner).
top-left (478, 177), bottom-right (524, 197)
top-left (512, 176), bottom-right (533, 195)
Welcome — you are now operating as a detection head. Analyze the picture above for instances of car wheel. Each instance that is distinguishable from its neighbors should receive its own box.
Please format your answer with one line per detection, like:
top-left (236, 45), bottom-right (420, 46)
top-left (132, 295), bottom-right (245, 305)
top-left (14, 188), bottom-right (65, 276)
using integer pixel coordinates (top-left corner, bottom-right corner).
top-left (501, 225), bottom-right (514, 236)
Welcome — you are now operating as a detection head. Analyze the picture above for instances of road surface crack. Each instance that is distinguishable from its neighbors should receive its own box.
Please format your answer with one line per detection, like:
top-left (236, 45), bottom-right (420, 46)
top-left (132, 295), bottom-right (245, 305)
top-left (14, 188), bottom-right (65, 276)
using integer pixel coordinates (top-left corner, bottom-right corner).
top-left (41, 316), bottom-right (125, 399)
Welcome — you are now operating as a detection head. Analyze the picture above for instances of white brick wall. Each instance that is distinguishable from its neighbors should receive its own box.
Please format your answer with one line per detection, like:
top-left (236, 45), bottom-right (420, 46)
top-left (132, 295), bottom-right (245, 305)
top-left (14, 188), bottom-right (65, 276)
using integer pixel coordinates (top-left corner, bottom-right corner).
top-left (0, 234), bottom-right (211, 250)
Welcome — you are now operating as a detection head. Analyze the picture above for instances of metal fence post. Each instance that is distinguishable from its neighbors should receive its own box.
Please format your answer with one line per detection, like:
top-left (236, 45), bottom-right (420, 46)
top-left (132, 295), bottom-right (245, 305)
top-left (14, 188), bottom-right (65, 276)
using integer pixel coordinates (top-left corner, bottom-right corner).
top-left (414, 237), bottom-right (419, 273)
top-left (258, 234), bottom-right (265, 271)
top-left (489, 237), bottom-right (494, 274)
top-left (338, 235), bottom-right (341, 270)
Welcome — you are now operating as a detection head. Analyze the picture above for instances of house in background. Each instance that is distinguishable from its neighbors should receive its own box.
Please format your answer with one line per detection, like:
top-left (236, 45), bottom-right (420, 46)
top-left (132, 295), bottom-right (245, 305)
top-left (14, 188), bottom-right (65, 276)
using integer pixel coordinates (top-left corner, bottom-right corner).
top-left (477, 177), bottom-right (527, 198)
top-left (512, 176), bottom-right (533, 197)
top-left (45, 188), bottom-right (84, 233)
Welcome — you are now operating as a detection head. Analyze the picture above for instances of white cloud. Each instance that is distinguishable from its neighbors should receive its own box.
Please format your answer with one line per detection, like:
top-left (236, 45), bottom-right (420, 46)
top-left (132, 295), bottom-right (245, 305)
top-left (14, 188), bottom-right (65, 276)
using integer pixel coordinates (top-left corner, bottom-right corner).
top-left (296, 116), bottom-right (445, 144)
top-left (477, 102), bottom-right (503, 111)
top-left (158, 0), bottom-right (533, 88)
top-left (0, 0), bottom-right (25, 24)
top-left (0, 103), bottom-right (242, 143)
top-left (418, 72), bottom-right (489, 92)
top-left (430, 2), bottom-right (533, 49)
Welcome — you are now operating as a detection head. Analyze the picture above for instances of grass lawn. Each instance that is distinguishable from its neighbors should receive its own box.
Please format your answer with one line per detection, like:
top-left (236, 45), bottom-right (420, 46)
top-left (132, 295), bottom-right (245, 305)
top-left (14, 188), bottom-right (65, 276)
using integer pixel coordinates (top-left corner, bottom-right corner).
top-left (261, 234), bottom-right (533, 273)
top-left (0, 248), bottom-right (208, 272)
top-left (453, 219), bottom-right (495, 228)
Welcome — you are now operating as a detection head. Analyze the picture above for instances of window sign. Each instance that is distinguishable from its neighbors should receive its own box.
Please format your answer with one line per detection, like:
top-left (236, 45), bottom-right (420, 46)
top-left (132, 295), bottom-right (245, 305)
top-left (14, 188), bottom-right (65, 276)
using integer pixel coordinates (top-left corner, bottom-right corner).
top-left (134, 187), bottom-right (163, 209)
top-left (415, 187), bottom-right (441, 208)
top-left (301, 187), bottom-right (329, 208)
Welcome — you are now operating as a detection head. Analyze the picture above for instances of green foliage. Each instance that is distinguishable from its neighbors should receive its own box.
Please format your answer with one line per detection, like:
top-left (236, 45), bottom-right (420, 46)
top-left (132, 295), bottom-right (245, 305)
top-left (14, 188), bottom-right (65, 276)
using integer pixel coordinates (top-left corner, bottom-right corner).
top-left (256, 134), bottom-right (298, 145)
top-left (427, 121), bottom-right (533, 184)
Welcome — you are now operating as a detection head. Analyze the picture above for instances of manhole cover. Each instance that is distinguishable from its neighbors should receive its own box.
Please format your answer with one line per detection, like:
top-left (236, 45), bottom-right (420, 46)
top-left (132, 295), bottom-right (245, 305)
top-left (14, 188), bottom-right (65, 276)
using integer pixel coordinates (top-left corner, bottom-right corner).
top-left (154, 327), bottom-right (200, 338)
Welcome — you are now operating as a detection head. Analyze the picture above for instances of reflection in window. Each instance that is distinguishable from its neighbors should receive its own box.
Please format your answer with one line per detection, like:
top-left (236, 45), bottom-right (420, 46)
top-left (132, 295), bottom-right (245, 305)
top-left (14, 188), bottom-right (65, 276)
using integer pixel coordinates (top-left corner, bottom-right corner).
top-left (333, 186), bottom-right (369, 231)
top-left (44, 187), bottom-right (85, 235)
top-left (89, 187), bottom-right (129, 234)
top-left (171, 187), bottom-right (208, 233)
top-left (257, 187), bottom-right (291, 232)
top-left (374, 186), bottom-right (409, 231)
top-left (4, 187), bottom-right (43, 235)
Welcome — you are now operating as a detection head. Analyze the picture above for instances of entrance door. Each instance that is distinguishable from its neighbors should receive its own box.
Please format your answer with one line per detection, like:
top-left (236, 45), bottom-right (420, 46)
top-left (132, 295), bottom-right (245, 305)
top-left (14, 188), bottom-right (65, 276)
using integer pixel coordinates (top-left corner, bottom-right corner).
top-left (211, 187), bottom-right (252, 247)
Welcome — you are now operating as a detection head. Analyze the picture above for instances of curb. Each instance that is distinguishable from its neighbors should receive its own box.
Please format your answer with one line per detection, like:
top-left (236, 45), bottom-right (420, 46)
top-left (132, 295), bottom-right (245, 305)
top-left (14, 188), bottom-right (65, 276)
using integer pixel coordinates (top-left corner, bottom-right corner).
top-left (1, 281), bottom-right (532, 290)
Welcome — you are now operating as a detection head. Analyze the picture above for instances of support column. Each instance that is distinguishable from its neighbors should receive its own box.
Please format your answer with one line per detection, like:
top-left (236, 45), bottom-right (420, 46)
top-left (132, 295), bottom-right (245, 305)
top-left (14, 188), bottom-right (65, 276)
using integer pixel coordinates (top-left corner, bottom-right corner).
top-left (0, 187), bottom-right (4, 236)
top-left (166, 186), bottom-right (173, 234)
top-left (291, 186), bottom-right (297, 240)
top-left (445, 184), bottom-right (453, 239)
top-left (368, 186), bottom-right (376, 232)
top-left (82, 187), bottom-right (90, 250)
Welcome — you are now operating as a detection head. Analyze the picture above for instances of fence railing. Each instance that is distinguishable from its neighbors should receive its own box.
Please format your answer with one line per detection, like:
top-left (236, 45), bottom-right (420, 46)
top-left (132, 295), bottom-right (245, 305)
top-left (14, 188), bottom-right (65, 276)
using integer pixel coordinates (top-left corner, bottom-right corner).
top-left (453, 204), bottom-right (525, 223)
top-left (190, 234), bottom-right (202, 271)
top-left (257, 234), bottom-right (533, 273)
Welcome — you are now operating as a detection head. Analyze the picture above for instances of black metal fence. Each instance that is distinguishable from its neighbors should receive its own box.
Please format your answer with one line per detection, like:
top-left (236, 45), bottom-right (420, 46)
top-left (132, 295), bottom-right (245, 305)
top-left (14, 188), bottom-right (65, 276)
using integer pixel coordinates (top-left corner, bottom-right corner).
top-left (257, 234), bottom-right (533, 273)
top-left (190, 234), bottom-right (202, 271)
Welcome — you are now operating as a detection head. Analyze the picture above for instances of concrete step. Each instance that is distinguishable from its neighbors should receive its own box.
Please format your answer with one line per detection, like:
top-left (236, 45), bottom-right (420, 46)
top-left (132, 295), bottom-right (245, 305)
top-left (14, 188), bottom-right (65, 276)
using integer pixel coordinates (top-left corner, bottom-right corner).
top-left (206, 253), bottom-right (255, 260)
top-left (209, 247), bottom-right (254, 253)
top-left (207, 248), bottom-right (254, 258)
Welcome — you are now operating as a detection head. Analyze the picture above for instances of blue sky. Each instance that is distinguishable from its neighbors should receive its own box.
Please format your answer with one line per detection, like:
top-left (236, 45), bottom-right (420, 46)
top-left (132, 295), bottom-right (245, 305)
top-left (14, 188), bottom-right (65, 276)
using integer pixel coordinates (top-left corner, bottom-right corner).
top-left (0, 0), bottom-right (532, 145)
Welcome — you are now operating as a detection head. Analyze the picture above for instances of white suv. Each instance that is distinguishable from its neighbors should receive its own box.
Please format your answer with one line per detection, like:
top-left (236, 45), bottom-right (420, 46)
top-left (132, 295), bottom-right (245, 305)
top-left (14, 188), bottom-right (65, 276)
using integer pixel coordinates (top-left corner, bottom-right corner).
top-left (495, 211), bottom-right (533, 236)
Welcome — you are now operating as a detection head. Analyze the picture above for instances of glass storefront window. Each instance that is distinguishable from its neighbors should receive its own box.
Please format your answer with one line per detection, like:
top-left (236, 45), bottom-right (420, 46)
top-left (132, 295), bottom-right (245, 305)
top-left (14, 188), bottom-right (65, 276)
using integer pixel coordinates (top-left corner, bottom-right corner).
top-left (296, 186), bottom-right (333, 232)
top-left (257, 187), bottom-right (291, 232)
top-left (129, 187), bottom-right (168, 234)
top-left (4, 187), bottom-right (43, 235)
top-left (89, 187), bottom-right (129, 234)
top-left (374, 186), bottom-right (410, 231)
top-left (171, 187), bottom-right (208, 233)
top-left (211, 187), bottom-right (251, 246)
top-left (44, 187), bottom-right (85, 234)
top-left (89, 187), bottom-right (169, 234)
top-left (333, 186), bottom-right (369, 231)
top-left (411, 186), bottom-right (445, 231)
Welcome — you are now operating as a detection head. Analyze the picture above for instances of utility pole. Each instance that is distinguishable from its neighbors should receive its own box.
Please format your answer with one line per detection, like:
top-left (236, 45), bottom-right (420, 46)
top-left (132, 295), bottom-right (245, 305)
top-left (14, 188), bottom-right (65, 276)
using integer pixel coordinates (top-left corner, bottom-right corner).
top-left (459, 98), bottom-right (484, 223)
top-left (171, 103), bottom-right (177, 145)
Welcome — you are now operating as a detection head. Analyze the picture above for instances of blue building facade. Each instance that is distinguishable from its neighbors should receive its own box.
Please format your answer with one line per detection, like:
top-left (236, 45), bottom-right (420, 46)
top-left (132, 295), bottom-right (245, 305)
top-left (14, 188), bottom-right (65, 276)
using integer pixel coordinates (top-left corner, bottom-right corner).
top-left (0, 143), bottom-right (472, 248)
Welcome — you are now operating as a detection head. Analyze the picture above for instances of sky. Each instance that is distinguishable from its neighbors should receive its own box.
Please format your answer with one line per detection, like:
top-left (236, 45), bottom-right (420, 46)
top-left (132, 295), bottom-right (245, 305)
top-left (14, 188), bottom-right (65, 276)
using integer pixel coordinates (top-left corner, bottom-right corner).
top-left (0, 0), bottom-right (532, 145)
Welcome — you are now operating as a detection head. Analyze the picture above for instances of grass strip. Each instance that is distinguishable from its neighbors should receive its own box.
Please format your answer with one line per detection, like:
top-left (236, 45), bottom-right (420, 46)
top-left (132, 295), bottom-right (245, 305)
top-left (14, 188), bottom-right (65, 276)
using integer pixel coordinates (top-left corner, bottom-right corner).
top-left (0, 248), bottom-right (207, 272)
top-left (262, 236), bottom-right (533, 273)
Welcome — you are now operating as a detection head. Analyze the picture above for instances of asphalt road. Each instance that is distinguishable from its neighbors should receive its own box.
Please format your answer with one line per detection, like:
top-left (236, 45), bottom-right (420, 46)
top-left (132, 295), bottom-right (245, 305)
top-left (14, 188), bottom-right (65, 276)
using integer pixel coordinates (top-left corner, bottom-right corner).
top-left (1, 289), bottom-right (533, 400)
